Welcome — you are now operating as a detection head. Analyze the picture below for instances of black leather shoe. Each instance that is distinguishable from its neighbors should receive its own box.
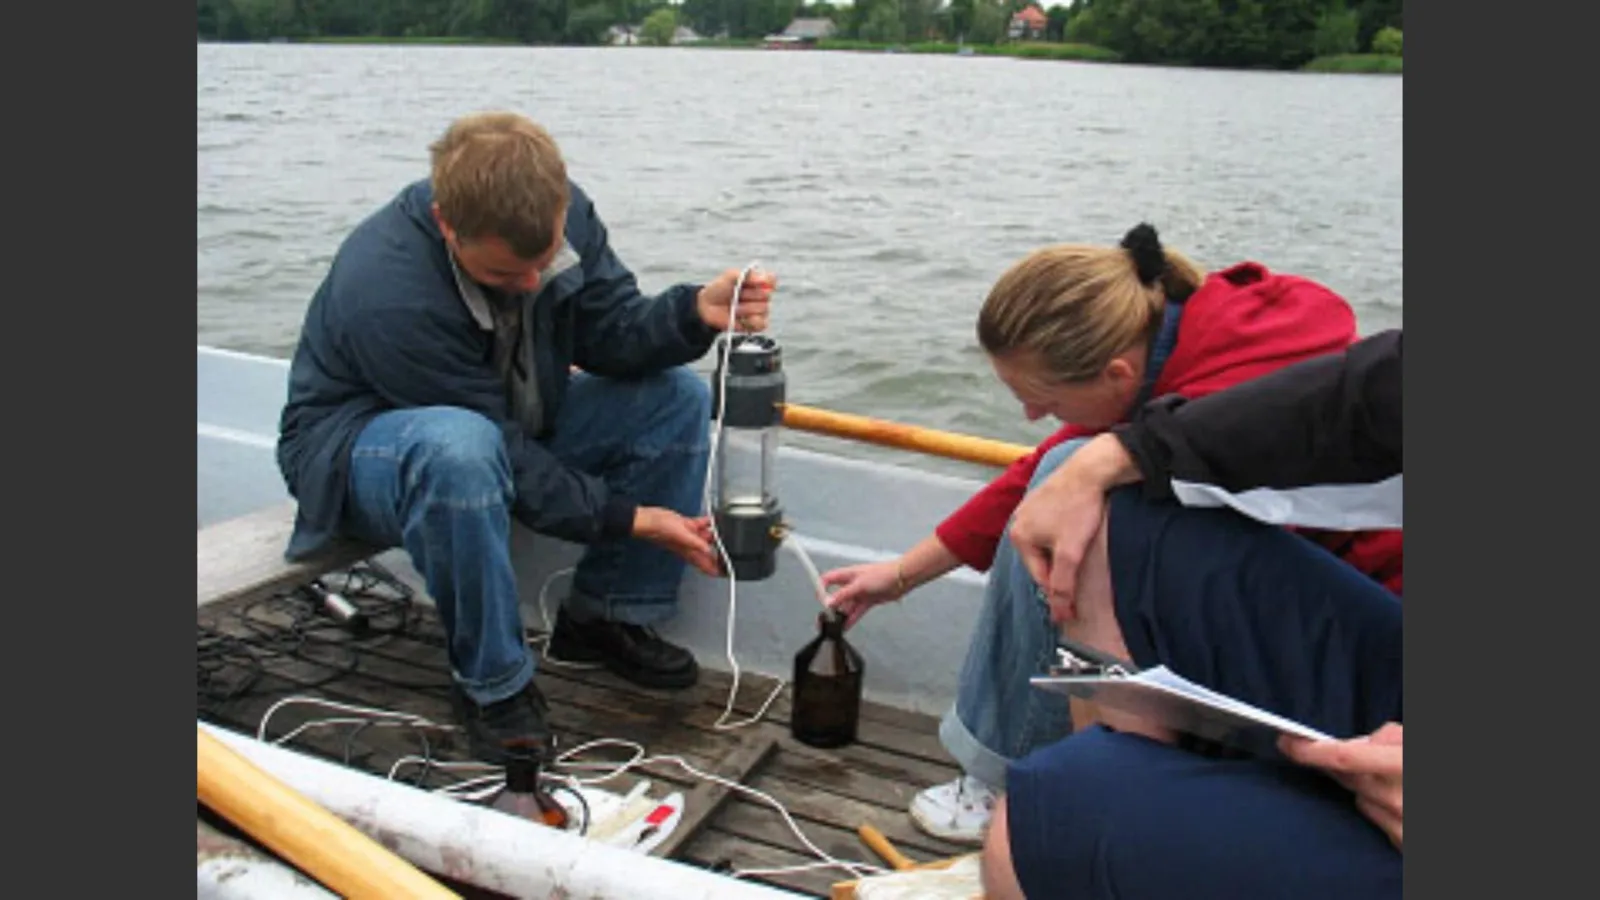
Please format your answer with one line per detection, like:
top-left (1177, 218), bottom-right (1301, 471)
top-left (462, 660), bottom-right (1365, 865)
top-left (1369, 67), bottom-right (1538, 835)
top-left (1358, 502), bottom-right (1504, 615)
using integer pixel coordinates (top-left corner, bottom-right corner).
top-left (546, 608), bottom-right (699, 690)
top-left (541, 614), bottom-right (605, 670)
top-left (447, 680), bottom-right (555, 765)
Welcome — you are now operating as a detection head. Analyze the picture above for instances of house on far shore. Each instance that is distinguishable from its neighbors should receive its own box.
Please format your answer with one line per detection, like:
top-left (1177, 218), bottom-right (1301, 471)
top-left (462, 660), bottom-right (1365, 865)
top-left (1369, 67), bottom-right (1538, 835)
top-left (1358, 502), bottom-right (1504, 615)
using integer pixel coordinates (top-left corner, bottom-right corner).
top-left (606, 22), bottom-right (701, 46)
top-left (1007, 4), bottom-right (1048, 40)
top-left (762, 17), bottom-right (837, 48)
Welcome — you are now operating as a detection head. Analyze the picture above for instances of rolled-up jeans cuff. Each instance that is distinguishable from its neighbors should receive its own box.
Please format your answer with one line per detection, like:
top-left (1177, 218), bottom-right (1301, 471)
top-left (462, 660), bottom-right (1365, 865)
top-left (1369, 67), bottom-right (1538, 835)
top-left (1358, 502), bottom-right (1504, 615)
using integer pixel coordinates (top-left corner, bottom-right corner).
top-left (453, 652), bottom-right (535, 706)
top-left (938, 705), bottom-right (1012, 790)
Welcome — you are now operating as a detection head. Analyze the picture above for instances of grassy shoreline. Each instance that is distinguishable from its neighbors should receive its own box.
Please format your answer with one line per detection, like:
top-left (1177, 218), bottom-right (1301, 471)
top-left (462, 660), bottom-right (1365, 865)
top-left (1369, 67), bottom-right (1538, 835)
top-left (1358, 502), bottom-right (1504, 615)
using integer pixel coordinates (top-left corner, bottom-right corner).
top-left (239, 36), bottom-right (1399, 74)
top-left (815, 38), bottom-right (1122, 62)
top-left (1302, 53), bottom-right (1402, 74)
top-left (295, 35), bottom-right (521, 45)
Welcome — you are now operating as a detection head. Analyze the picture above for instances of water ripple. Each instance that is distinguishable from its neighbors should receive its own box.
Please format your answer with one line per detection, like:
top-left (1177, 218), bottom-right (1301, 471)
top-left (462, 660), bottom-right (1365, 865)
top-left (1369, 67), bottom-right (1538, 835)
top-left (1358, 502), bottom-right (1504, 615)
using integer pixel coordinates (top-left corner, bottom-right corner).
top-left (197, 43), bottom-right (1401, 464)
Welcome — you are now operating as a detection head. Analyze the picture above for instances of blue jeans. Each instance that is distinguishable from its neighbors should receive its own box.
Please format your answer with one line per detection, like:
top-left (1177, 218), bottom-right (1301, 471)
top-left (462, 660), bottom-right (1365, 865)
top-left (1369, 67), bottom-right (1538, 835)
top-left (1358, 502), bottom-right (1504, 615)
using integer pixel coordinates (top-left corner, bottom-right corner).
top-left (341, 367), bottom-right (710, 706)
top-left (938, 439), bottom-right (1090, 789)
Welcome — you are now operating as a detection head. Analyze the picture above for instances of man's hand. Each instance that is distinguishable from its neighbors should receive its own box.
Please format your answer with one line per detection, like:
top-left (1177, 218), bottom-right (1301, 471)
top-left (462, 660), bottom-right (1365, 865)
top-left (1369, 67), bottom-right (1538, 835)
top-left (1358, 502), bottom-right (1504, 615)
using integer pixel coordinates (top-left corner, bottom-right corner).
top-left (1009, 434), bottom-right (1141, 623)
top-left (697, 267), bottom-right (777, 333)
top-left (633, 507), bottom-right (721, 577)
top-left (1280, 723), bottom-right (1404, 850)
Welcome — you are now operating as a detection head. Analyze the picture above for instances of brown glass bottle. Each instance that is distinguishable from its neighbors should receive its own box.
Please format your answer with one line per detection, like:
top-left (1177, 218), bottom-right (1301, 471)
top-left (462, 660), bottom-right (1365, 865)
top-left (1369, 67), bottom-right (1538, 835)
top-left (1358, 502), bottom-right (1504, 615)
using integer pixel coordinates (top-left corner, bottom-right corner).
top-left (790, 609), bottom-right (865, 748)
top-left (488, 740), bottom-right (568, 829)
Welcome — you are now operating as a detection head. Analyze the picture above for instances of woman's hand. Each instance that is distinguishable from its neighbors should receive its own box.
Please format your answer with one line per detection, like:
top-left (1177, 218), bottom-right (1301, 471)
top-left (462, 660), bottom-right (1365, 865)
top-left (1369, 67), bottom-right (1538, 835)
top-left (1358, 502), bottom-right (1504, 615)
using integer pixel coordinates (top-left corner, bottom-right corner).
top-left (818, 560), bottom-right (906, 629)
top-left (1280, 722), bottom-right (1404, 850)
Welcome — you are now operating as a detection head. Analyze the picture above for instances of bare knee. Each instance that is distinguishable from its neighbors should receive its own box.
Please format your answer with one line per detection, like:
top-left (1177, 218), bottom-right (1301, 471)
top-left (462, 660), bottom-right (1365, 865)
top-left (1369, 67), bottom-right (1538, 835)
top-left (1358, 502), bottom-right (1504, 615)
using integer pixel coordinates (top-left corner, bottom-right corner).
top-left (1062, 507), bottom-right (1177, 744)
top-left (1064, 507), bottom-right (1118, 639)
top-left (980, 797), bottom-right (1027, 900)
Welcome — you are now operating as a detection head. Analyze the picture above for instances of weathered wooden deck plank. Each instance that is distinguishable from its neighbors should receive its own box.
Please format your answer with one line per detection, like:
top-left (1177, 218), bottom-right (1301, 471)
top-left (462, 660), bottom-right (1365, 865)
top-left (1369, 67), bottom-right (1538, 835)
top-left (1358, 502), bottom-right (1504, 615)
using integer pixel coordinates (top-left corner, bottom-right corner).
top-left (653, 731), bottom-right (779, 860)
top-left (198, 590), bottom-right (963, 899)
top-left (407, 603), bottom-right (955, 758)
top-left (356, 618), bottom-right (963, 792)
top-left (676, 828), bottom-right (860, 898)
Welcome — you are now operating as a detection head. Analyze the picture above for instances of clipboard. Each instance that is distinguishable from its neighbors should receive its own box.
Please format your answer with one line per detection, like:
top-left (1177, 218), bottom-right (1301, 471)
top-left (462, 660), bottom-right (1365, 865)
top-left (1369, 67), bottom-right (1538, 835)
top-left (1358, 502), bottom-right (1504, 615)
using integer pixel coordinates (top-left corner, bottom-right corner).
top-left (1030, 641), bottom-right (1332, 750)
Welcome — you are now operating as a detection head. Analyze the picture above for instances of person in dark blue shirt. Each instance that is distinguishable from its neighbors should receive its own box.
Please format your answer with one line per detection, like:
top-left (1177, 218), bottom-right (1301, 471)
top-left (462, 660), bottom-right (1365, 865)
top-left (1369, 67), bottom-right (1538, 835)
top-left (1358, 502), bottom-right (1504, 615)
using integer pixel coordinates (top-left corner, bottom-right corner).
top-left (276, 111), bottom-right (777, 763)
top-left (980, 331), bottom-right (1403, 899)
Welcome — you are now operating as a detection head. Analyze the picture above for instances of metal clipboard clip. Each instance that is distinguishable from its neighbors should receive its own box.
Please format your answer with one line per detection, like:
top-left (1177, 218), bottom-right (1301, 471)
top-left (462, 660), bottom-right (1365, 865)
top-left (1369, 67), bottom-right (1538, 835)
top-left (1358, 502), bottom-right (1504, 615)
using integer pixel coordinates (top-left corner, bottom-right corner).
top-left (1046, 638), bottom-right (1139, 679)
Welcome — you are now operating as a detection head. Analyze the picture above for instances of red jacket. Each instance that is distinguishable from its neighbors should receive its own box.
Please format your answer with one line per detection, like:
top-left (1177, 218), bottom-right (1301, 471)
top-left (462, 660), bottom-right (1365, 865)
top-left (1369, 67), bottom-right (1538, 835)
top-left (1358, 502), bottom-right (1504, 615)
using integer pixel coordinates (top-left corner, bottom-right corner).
top-left (933, 262), bottom-right (1404, 596)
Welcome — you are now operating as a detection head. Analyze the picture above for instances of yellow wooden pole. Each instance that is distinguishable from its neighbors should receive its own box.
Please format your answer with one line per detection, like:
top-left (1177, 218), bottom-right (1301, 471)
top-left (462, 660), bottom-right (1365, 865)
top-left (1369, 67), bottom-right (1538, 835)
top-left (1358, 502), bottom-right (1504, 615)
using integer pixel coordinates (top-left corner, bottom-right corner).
top-left (197, 726), bottom-right (461, 900)
top-left (857, 823), bottom-right (917, 871)
top-left (832, 824), bottom-right (975, 900)
top-left (780, 403), bottom-right (1031, 468)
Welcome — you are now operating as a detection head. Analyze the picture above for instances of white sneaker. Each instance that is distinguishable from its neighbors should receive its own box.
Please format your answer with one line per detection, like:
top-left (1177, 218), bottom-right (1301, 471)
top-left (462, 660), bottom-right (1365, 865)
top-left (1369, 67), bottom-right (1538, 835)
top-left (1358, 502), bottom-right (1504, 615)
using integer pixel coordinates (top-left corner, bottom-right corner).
top-left (909, 774), bottom-right (999, 845)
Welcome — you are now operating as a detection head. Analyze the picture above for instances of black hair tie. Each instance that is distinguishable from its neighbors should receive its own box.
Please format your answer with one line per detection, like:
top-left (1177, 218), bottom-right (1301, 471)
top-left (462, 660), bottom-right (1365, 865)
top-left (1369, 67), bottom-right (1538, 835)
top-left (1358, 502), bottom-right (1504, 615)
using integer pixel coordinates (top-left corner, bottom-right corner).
top-left (1119, 222), bottom-right (1166, 286)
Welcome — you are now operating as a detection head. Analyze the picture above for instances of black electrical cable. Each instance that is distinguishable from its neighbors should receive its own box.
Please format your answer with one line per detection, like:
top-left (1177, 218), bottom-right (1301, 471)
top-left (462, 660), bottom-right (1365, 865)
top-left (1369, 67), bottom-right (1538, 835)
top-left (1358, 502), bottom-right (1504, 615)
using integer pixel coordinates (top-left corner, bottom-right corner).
top-left (197, 624), bottom-right (267, 706)
top-left (342, 720), bottom-right (372, 765)
top-left (411, 727), bottom-right (435, 788)
top-left (196, 559), bottom-right (452, 718)
top-left (547, 780), bottom-right (591, 836)
top-left (197, 558), bottom-right (475, 805)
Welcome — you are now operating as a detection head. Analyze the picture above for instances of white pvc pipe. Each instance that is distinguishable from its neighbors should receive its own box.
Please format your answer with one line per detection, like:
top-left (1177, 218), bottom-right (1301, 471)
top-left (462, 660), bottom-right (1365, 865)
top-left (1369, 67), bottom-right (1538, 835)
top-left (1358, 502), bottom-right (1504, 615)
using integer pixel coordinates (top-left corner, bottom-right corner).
top-left (199, 721), bottom-right (797, 900)
top-left (198, 815), bottom-right (340, 899)
top-left (198, 857), bottom-right (339, 900)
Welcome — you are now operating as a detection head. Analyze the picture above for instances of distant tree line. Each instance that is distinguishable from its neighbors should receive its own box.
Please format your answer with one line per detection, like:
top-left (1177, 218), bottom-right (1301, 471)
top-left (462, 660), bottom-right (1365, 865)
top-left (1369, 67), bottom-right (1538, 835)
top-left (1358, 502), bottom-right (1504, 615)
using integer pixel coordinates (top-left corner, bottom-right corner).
top-left (197, 0), bottom-right (644, 45)
top-left (195, 0), bottom-right (824, 44)
top-left (1062, 0), bottom-right (1402, 68)
top-left (197, 0), bottom-right (1402, 70)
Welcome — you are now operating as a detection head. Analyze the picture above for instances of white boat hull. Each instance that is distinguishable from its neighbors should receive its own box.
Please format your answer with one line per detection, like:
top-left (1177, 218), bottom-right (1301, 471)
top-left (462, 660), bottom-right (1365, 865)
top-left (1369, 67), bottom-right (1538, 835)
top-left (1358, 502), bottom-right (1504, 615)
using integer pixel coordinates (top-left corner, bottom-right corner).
top-left (197, 345), bottom-right (992, 715)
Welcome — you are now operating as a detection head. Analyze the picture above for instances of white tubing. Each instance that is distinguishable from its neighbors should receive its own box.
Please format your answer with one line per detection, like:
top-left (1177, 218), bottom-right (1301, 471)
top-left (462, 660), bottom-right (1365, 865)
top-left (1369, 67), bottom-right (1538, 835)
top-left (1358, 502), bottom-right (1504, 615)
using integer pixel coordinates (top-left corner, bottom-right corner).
top-left (199, 721), bottom-right (797, 900)
top-left (782, 532), bottom-right (832, 607)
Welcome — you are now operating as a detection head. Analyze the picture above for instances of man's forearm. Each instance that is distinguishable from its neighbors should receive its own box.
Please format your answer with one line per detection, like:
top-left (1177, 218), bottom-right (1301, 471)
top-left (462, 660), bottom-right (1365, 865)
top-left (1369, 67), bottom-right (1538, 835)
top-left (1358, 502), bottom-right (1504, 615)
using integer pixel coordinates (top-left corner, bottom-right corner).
top-left (1075, 432), bottom-right (1144, 489)
top-left (1032, 432), bottom-right (1145, 501)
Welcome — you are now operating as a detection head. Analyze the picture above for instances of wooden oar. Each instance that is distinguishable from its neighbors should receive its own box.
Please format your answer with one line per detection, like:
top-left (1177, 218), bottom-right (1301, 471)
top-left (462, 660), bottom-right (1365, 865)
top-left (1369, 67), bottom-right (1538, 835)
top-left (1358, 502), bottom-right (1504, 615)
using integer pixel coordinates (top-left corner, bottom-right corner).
top-left (857, 823), bottom-right (918, 870)
top-left (831, 824), bottom-right (974, 900)
top-left (576, 362), bottom-right (1027, 468)
top-left (780, 403), bottom-right (1031, 468)
top-left (197, 726), bottom-right (460, 899)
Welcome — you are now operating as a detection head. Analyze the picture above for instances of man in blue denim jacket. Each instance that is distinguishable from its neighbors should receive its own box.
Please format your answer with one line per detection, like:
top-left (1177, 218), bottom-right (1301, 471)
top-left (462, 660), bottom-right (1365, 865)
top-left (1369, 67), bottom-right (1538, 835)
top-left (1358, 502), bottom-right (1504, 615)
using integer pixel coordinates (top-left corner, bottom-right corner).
top-left (276, 111), bottom-right (777, 762)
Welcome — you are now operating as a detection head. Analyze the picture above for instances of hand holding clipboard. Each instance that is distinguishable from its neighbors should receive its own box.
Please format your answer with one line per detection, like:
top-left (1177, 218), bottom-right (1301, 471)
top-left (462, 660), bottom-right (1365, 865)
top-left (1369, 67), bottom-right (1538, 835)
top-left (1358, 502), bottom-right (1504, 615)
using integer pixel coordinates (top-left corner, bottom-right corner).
top-left (1030, 640), bottom-right (1332, 752)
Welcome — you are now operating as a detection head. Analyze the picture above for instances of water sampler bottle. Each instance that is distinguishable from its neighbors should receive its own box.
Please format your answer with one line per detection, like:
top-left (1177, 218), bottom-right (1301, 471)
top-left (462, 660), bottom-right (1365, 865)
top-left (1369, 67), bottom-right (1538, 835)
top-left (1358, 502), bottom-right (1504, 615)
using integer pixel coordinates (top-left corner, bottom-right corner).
top-left (487, 739), bottom-right (569, 829)
top-left (791, 608), bottom-right (865, 748)
top-left (709, 333), bottom-right (786, 580)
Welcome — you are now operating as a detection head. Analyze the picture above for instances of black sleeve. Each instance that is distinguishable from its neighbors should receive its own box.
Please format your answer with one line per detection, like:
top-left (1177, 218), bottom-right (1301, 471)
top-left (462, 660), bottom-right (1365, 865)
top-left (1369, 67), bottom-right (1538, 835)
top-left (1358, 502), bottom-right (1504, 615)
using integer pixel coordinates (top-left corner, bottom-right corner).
top-left (1112, 329), bottom-right (1401, 526)
top-left (566, 189), bottom-right (719, 377)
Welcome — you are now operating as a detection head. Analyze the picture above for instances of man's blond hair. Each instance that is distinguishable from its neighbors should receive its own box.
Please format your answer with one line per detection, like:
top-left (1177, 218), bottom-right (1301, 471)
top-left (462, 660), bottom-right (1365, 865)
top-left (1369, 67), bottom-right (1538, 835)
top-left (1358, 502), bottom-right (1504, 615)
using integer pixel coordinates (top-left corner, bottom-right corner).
top-left (429, 111), bottom-right (569, 259)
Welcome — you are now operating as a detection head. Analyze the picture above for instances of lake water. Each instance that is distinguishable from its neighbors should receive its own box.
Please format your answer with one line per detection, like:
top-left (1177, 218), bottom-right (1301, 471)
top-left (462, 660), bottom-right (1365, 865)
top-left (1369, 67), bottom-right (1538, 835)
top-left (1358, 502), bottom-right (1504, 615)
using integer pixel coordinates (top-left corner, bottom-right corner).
top-left (197, 43), bottom-right (1401, 473)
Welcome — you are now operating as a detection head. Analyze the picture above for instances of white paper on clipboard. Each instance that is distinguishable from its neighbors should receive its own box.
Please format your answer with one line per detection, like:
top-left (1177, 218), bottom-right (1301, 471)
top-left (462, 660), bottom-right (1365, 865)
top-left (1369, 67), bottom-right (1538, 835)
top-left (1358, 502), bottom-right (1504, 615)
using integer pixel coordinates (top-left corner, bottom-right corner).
top-left (1030, 664), bottom-right (1333, 748)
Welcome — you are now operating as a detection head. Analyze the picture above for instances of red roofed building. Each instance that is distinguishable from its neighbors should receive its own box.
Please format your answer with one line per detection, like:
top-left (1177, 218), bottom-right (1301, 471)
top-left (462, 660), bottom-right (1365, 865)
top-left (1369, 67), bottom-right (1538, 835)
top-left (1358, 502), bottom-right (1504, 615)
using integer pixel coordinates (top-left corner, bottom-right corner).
top-left (1008, 4), bottom-right (1048, 40)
